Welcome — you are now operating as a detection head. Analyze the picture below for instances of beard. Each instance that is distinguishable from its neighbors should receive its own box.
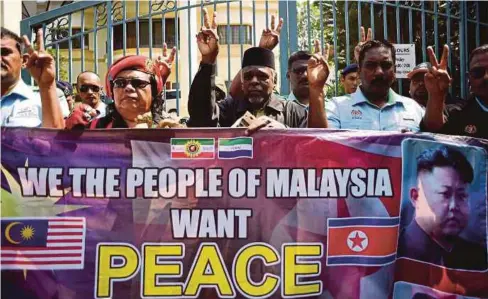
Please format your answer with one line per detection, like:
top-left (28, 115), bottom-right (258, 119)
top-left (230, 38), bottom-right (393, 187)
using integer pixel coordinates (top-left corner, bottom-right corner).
top-left (247, 93), bottom-right (270, 107)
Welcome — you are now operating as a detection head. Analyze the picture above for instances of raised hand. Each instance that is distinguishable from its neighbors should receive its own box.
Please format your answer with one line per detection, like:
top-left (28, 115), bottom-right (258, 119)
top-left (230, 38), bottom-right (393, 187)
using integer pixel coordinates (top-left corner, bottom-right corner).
top-left (22, 29), bottom-right (56, 88)
top-left (259, 15), bottom-right (283, 50)
top-left (354, 26), bottom-right (372, 63)
top-left (196, 8), bottom-right (219, 64)
top-left (307, 40), bottom-right (330, 89)
top-left (155, 43), bottom-right (177, 81)
top-left (425, 45), bottom-right (452, 97)
top-left (65, 104), bottom-right (98, 129)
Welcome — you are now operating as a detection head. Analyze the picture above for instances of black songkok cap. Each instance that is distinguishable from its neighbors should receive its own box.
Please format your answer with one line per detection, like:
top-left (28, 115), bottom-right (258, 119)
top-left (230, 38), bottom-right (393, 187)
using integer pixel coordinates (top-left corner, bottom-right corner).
top-left (242, 47), bottom-right (275, 70)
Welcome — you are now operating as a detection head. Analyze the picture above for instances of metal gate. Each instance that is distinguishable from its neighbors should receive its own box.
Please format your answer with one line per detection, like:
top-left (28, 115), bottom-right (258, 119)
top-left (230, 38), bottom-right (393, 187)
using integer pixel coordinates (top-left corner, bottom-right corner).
top-left (20, 0), bottom-right (488, 115)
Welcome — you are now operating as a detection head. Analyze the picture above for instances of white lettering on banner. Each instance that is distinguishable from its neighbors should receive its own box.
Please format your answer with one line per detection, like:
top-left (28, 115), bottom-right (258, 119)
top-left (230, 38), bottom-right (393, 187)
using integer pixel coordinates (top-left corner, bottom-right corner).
top-left (170, 209), bottom-right (252, 239)
top-left (393, 44), bottom-right (416, 79)
top-left (17, 167), bottom-right (393, 199)
top-left (266, 168), bottom-right (393, 198)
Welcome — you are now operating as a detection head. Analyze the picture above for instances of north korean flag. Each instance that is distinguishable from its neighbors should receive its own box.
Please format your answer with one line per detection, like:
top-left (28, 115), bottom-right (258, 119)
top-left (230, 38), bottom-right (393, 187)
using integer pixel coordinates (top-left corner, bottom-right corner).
top-left (326, 217), bottom-right (400, 266)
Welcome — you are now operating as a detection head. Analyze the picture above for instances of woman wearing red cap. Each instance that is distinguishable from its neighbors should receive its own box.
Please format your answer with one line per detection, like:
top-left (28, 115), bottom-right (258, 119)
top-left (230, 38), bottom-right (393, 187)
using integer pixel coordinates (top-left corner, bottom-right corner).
top-left (65, 45), bottom-right (181, 129)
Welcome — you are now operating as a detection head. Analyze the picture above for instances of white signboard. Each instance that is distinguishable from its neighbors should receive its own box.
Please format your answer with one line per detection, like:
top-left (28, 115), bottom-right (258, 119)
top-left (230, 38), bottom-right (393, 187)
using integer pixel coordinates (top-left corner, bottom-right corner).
top-left (394, 44), bottom-right (416, 79)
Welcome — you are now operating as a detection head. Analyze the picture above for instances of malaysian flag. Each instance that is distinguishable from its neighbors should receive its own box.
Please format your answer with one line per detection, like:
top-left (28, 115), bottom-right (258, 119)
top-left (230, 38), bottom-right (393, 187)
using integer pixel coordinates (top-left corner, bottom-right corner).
top-left (1, 217), bottom-right (86, 270)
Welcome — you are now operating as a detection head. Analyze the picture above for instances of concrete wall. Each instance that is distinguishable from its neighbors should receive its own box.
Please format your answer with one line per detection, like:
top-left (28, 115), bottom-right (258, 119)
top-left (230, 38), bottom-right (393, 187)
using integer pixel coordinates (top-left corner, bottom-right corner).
top-left (1, 0), bottom-right (22, 34)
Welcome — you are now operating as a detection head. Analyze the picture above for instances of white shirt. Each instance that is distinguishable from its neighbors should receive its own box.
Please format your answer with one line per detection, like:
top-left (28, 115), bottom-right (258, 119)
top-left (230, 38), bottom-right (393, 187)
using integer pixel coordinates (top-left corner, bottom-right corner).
top-left (94, 101), bottom-right (107, 118)
top-left (1, 80), bottom-right (42, 127)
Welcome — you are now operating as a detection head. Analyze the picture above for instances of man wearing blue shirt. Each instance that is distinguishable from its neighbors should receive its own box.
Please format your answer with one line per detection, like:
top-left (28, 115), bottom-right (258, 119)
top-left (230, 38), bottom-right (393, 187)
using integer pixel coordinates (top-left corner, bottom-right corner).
top-left (307, 40), bottom-right (428, 132)
top-left (1, 27), bottom-right (63, 128)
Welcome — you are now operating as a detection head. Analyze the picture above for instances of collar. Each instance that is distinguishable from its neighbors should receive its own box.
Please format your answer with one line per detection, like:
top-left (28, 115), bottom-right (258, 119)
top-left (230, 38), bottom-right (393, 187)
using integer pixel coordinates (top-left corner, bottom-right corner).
top-left (1, 79), bottom-right (36, 100)
top-left (237, 94), bottom-right (284, 113)
top-left (408, 219), bottom-right (453, 252)
top-left (351, 88), bottom-right (405, 107)
top-left (288, 92), bottom-right (308, 108)
top-left (475, 96), bottom-right (488, 113)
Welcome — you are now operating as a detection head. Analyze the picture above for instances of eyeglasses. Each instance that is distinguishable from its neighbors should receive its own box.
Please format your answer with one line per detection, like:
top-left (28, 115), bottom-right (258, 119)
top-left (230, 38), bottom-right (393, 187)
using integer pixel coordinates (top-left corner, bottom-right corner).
top-left (363, 61), bottom-right (394, 71)
top-left (113, 78), bottom-right (151, 89)
top-left (469, 67), bottom-right (488, 79)
top-left (79, 84), bottom-right (101, 93)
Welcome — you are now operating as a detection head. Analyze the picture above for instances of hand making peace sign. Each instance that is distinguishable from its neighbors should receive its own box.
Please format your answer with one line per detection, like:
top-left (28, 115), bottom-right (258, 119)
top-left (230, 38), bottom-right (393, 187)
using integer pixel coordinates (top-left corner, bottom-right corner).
top-left (259, 15), bottom-right (284, 51)
top-left (22, 28), bottom-right (56, 88)
top-left (307, 40), bottom-right (331, 89)
top-left (196, 8), bottom-right (219, 64)
top-left (354, 26), bottom-right (372, 63)
top-left (425, 45), bottom-right (452, 97)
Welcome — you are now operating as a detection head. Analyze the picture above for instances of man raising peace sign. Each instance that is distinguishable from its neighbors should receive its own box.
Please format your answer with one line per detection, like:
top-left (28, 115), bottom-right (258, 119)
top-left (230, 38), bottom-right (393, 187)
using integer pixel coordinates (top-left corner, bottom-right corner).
top-left (1, 27), bottom-right (64, 128)
top-left (308, 39), bottom-right (426, 132)
top-left (422, 44), bottom-right (488, 139)
top-left (187, 8), bottom-right (307, 130)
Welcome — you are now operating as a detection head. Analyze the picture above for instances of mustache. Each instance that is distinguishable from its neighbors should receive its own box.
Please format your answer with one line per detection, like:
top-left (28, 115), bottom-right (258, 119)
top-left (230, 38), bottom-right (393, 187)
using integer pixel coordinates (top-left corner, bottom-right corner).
top-left (371, 78), bottom-right (388, 85)
top-left (371, 77), bottom-right (387, 85)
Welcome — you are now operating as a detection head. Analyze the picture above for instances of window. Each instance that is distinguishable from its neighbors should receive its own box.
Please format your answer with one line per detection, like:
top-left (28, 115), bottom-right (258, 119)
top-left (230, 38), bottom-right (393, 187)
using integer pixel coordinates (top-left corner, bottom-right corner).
top-left (113, 19), bottom-right (179, 50)
top-left (217, 25), bottom-right (252, 45)
top-left (58, 28), bottom-right (89, 49)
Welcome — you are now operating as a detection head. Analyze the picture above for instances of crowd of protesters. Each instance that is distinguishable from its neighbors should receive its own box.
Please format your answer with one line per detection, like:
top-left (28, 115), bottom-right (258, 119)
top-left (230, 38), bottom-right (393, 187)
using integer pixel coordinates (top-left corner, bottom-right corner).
top-left (1, 8), bottom-right (487, 139)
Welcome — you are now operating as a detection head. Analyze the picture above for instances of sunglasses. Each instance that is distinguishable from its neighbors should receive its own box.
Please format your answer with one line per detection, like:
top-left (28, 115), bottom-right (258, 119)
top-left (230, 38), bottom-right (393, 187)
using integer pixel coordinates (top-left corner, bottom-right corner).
top-left (363, 61), bottom-right (394, 71)
top-left (79, 84), bottom-right (101, 93)
top-left (469, 67), bottom-right (488, 79)
top-left (113, 78), bottom-right (151, 89)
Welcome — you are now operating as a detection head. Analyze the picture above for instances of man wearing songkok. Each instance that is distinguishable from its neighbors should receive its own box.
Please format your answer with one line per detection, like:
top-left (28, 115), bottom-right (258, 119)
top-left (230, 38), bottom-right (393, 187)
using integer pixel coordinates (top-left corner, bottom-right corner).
top-left (187, 9), bottom-right (307, 129)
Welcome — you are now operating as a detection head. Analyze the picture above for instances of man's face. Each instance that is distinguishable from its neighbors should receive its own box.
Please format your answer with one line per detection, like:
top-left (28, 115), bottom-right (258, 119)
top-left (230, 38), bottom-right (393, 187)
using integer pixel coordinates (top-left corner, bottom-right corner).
top-left (287, 60), bottom-right (309, 99)
top-left (359, 47), bottom-right (395, 98)
top-left (412, 166), bottom-right (469, 238)
top-left (1, 37), bottom-right (23, 85)
top-left (469, 51), bottom-right (488, 100)
top-left (241, 66), bottom-right (275, 105)
top-left (409, 72), bottom-right (428, 106)
top-left (77, 72), bottom-right (102, 107)
top-left (341, 72), bottom-right (359, 94)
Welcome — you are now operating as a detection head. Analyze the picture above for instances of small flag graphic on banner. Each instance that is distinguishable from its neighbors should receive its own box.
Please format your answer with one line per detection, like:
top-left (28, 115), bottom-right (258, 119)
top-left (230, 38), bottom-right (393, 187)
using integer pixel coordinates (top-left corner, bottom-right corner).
top-left (218, 137), bottom-right (253, 159)
top-left (326, 217), bottom-right (399, 266)
top-left (1, 217), bottom-right (86, 270)
top-left (171, 138), bottom-right (215, 159)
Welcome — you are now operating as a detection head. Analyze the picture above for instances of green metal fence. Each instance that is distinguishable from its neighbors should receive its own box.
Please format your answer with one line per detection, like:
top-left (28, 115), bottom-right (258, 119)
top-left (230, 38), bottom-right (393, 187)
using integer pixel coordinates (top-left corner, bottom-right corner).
top-left (21, 0), bottom-right (488, 114)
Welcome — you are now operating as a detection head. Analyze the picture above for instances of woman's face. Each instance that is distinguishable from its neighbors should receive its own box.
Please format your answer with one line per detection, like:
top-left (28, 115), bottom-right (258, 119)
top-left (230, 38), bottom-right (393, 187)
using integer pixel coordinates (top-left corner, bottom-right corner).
top-left (113, 70), bottom-right (153, 121)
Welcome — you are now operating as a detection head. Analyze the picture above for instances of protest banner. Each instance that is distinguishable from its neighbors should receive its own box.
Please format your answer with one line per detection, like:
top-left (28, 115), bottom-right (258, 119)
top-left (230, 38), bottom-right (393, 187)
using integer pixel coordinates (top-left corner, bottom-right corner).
top-left (1, 128), bottom-right (487, 299)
